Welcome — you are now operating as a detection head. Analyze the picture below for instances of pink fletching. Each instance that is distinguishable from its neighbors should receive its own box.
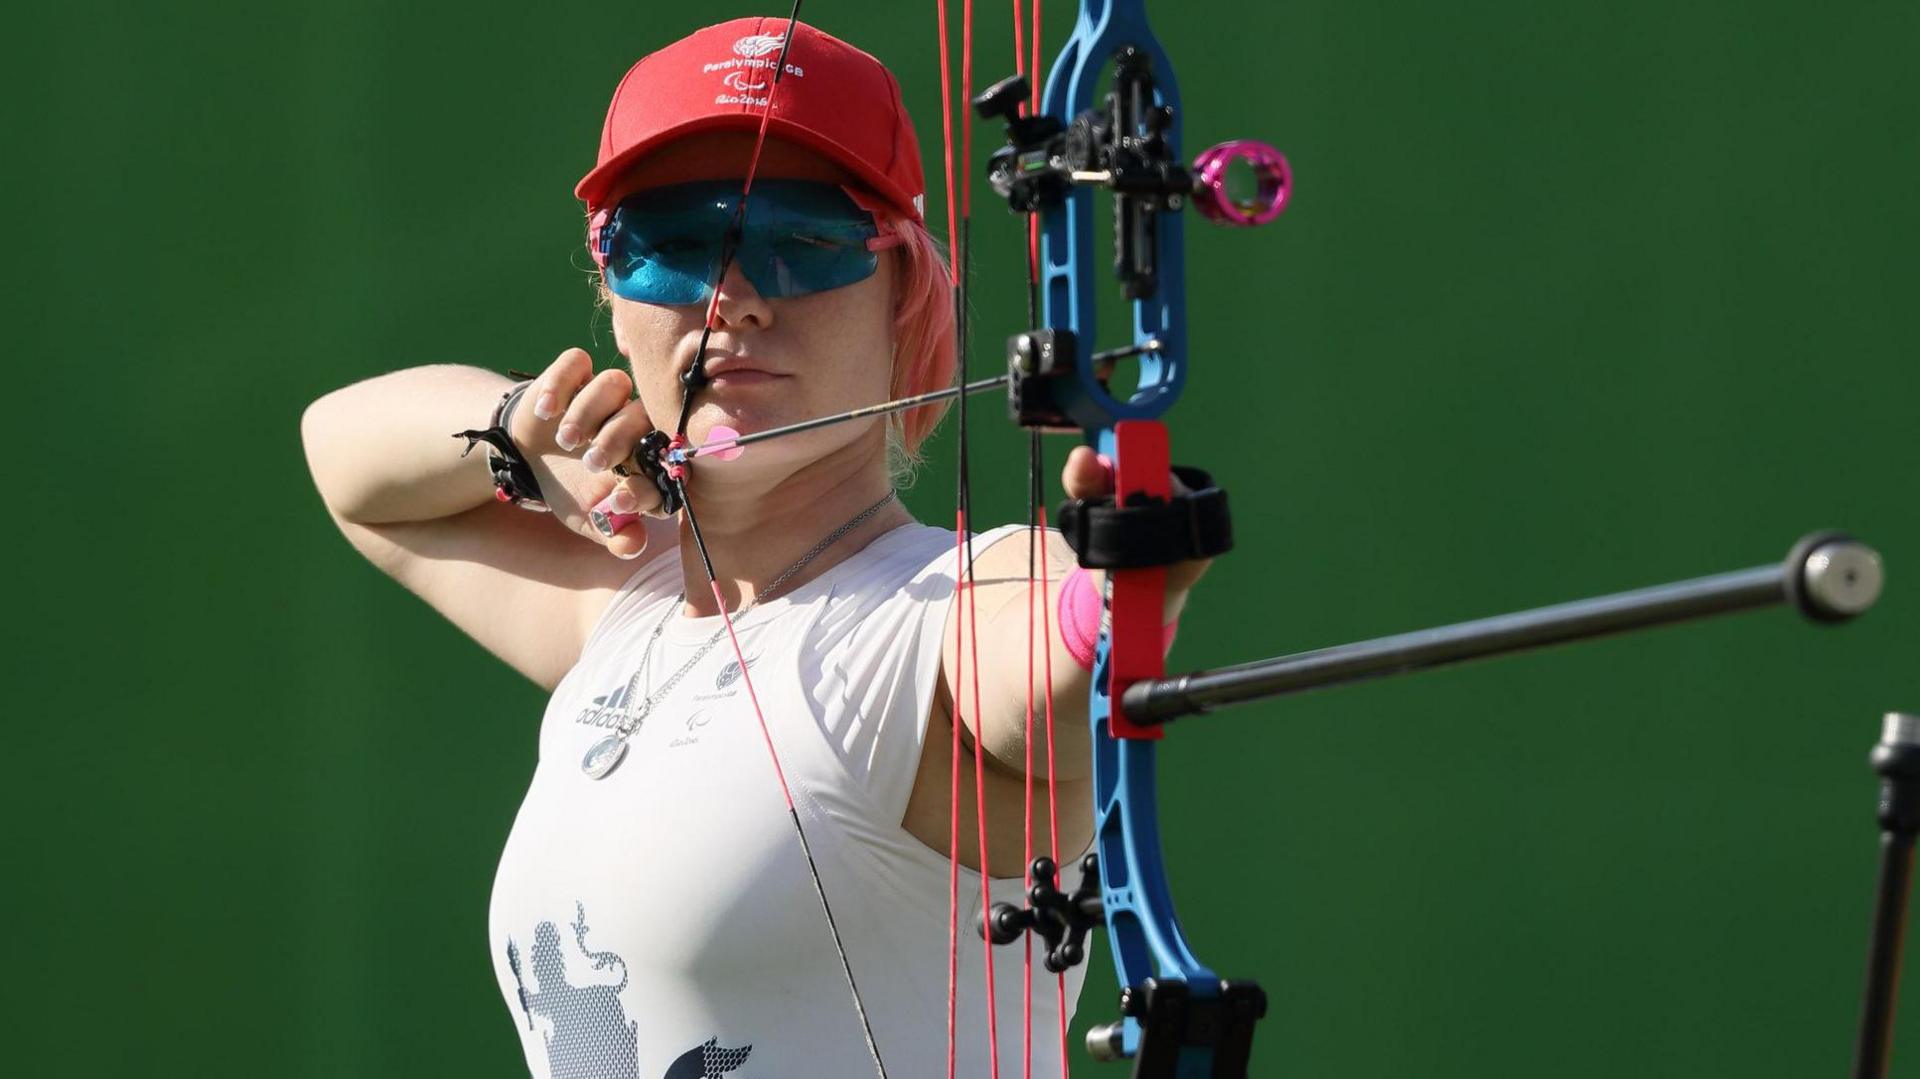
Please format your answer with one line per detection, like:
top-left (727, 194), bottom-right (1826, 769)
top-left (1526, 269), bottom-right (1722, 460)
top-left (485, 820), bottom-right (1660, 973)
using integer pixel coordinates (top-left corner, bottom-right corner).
top-left (697, 426), bottom-right (746, 461)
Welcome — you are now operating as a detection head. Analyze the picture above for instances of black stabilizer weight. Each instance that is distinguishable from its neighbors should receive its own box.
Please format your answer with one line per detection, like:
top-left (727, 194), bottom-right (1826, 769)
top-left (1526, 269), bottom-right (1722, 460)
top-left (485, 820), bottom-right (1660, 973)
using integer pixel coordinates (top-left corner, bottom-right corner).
top-left (980, 854), bottom-right (1104, 974)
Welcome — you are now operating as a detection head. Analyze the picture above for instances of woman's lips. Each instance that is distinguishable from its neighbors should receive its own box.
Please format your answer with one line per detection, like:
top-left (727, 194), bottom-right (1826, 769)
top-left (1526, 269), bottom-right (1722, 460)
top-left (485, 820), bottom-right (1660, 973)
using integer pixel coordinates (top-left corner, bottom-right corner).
top-left (706, 368), bottom-right (783, 384)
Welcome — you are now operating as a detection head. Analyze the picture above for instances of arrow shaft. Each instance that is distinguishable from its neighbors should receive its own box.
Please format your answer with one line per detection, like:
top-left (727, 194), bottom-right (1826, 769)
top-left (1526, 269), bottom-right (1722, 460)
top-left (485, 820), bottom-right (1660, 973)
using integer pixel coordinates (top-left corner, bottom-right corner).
top-left (673, 375), bottom-right (1010, 461)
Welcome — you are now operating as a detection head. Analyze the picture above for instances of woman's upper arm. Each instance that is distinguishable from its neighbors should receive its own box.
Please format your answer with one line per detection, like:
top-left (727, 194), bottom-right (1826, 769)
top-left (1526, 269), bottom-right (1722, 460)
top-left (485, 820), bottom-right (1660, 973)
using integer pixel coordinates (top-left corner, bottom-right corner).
top-left (329, 505), bottom-right (669, 691)
top-left (939, 527), bottom-right (1092, 779)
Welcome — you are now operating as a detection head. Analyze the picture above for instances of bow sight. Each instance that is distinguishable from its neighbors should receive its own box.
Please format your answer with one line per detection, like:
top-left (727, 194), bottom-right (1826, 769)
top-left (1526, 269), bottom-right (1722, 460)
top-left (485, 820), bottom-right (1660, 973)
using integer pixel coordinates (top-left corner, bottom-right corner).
top-left (977, 61), bottom-right (1291, 301)
top-left (977, 63), bottom-right (1291, 441)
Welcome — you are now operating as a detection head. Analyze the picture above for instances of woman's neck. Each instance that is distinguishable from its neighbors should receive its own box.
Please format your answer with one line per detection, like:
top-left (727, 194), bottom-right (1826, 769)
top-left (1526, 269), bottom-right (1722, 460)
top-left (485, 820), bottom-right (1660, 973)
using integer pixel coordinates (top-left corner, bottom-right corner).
top-left (671, 438), bottom-right (912, 617)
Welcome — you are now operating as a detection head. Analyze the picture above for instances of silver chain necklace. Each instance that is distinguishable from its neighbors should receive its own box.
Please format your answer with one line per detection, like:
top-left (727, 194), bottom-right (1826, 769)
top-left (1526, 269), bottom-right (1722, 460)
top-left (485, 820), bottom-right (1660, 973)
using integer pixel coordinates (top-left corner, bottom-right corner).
top-left (580, 490), bottom-right (899, 779)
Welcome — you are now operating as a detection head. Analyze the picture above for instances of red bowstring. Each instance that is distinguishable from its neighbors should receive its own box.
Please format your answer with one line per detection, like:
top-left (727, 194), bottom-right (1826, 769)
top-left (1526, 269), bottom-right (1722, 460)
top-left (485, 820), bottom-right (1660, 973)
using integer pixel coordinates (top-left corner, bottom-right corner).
top-left (672, 8), bottom-right (889, 1076)
top-left (1030, 5), bottom-right (1044, 276)
top-left (696, 51), bottom-right (784, 337)
top-left (1009, 1), bottom-right (1066, 1075)
top-left (937, 9), bottom-right (960, 1075)
top-left (957, 0), bottom-right (1011, 1061)
top-left (935, 1), bottom-right (961, 281)
top-left (1039, 509), bottom-right (1068, 1078)
top-left (947, 520), bottom-right (965, 1079)
top-left (1022, 513), bottom-right (1037, 1079)
top-left (964, 514), bottom-right (1002, 1079)
top-left (1019, 1), bottom-right (1042, 285)
top-left (1011, 8), bottom-right (1034, 1076)
top-left (1034, 22), bottom-right (1063, 1078)
top-left (939, 1), bottom-right (1009, 1076)
top-left (961, 0), bottom-right (975, 222)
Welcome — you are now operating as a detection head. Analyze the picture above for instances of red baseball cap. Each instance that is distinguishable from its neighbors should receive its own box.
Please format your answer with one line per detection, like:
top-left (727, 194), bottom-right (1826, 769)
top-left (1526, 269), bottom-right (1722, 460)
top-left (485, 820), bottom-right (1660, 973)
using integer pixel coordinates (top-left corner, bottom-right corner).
top-left (575, 17), bottom-right (926, 221)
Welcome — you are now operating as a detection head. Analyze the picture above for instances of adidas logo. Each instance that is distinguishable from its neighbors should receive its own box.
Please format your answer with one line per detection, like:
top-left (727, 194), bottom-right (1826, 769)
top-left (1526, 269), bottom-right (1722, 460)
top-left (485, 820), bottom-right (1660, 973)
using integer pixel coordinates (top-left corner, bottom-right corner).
top-left (574, 685), bottom-right (634, 730)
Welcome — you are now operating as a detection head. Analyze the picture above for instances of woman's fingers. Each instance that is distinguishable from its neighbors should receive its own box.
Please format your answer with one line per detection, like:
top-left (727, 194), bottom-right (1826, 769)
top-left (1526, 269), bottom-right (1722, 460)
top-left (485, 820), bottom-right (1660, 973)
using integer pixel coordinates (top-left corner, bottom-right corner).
top-left (513, 348), bottom-right (593, 448)
top-left (558, 368), bottom-right (636, 461)
top-left (578, 391), bottom-right (651, 475)
top-left (1059, 445), bottom-right (1114, 502)
top-left (594, 481), bottom-right (655, 559)
top-left (1058, 445), bottom-right (1194, 501)
top-left (584, 399), bottom-right (665, 528)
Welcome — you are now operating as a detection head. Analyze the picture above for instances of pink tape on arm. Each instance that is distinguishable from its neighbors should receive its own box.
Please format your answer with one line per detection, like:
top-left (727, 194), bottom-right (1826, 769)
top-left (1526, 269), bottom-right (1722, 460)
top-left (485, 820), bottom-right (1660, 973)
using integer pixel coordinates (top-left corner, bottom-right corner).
top-left (1057, 566), bottom-right (1180, 672)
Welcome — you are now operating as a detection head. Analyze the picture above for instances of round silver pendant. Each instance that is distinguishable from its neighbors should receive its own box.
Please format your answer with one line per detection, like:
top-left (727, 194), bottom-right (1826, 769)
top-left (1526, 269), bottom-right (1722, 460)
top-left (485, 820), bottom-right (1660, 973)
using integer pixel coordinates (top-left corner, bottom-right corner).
top-left (581, 735), bottom-right (630, 780)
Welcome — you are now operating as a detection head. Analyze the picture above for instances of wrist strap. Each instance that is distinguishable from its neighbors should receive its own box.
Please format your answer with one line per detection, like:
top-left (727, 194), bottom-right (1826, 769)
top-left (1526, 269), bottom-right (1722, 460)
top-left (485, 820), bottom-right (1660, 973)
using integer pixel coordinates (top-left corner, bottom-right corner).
top-left (453, 379), bottom-right (548, 511)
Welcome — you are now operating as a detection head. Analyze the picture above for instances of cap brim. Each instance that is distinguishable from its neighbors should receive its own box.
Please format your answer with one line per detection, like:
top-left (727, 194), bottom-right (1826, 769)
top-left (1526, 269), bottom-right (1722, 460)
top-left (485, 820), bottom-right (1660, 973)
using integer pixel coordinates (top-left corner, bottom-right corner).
top-left (574, 113), bottom-right (922, 222)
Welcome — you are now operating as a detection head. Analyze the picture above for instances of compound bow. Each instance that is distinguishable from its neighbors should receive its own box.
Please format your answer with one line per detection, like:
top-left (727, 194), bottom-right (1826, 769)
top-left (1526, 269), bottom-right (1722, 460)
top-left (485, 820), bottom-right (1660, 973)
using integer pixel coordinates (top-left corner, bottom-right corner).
top-left (961, 1), bottom-right (1293, 1075)
top-left (620, 1), bottom-right (1293, 1075)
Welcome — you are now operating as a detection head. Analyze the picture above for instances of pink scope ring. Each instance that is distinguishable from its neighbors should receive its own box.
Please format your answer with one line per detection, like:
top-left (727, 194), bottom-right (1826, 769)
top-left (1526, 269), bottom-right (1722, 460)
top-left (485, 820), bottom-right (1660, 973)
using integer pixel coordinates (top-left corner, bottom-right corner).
top-left (1191, 140), bottom-right (1293, 227)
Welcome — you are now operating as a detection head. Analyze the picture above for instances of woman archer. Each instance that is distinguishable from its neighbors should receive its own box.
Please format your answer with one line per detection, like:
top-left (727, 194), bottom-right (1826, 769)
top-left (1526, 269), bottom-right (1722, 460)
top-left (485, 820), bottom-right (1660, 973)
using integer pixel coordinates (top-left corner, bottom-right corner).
top-left (301, 16), bottom-right (1207, 1078)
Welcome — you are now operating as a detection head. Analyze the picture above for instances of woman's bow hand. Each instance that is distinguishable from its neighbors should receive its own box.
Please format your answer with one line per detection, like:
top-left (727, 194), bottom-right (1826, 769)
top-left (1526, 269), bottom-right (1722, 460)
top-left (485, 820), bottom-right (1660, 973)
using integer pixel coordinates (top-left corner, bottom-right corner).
top-left (1059, 444), bottom-right (1212, 607)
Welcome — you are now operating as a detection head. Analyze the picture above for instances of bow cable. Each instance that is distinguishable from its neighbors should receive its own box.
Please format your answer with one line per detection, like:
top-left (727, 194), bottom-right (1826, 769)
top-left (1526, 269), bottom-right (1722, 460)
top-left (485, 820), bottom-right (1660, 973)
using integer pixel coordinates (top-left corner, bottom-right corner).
top-left (936, 1), bottom-right (1010, 1075)
top-left (659, 3), bottom-right (888, 1075)
top-left (1008, 2), bottom-right (1068, 1075)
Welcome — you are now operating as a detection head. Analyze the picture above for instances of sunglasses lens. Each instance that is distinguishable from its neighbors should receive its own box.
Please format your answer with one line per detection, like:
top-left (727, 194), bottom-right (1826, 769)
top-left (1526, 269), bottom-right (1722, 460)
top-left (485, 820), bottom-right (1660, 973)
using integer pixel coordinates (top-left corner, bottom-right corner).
top-left (603, 181), bottom-right (883, 306)
top-left (743, 217), bottom-right (880, 299)
top-left (606, 228), bottom-right (717, 305)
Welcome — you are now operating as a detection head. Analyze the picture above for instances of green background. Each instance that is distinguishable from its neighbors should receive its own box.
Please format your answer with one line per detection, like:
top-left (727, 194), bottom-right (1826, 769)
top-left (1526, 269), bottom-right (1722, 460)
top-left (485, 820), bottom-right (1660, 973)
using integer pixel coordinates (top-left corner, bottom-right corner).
top-left (7, 1), bottom-right (1915, 1075)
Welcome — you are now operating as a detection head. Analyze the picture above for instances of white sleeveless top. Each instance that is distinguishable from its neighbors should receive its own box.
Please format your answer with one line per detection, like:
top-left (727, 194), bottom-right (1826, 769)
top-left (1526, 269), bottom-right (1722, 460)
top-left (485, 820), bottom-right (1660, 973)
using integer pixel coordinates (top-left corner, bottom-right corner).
top-left (488, 522), bottom-right (1085, 1079)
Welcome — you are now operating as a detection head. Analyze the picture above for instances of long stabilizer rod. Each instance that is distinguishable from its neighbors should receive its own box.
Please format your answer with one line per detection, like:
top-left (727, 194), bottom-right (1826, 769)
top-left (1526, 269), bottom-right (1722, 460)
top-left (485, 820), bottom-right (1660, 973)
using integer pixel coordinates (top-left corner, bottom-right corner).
top-left (1122, 531), bottom-right (1884, 725)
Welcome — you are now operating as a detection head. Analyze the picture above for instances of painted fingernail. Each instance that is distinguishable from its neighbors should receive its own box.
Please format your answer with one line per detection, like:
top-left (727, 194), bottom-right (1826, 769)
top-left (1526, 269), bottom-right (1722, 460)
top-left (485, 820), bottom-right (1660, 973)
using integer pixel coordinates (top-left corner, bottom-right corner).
top-left (582, 446), bottom-right (608, 472)
top-left (1096, 453), bottom-right (1115, 474)
top-left (589, 495), bottom-right (638, 537)
top-left (556, 424), bottom-right (580, 451)
top-left (533, 392), bottom-right (557, 420)
top-left (609, 487), bottom-right (639, 514)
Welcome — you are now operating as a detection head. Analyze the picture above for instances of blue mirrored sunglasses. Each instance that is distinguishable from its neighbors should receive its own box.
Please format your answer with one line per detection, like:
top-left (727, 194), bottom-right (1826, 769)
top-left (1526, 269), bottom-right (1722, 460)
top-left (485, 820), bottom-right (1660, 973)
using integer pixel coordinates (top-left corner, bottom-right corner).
top-left (589, 179), bottom-right (901, 306)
